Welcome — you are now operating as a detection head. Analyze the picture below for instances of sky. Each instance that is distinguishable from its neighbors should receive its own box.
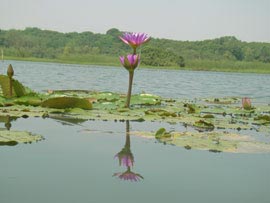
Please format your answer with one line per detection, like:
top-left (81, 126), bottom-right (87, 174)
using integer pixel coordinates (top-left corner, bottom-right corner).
top-left (0, 0), bottom-right (270, 42)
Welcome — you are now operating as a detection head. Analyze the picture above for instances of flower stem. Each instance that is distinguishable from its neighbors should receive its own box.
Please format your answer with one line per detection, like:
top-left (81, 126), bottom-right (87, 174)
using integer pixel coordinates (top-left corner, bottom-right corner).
top-left (125, 71), bottom-right (134, 108)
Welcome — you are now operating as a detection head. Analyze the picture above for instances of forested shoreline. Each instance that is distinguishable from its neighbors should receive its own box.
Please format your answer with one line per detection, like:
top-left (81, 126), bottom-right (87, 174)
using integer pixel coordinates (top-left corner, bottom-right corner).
top-left (1, 27), bottom-right (270, 73)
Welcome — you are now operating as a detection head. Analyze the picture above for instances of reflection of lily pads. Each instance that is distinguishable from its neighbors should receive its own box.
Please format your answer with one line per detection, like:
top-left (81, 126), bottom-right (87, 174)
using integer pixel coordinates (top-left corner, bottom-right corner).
top-left (0, 130), bottom-right (43, 145)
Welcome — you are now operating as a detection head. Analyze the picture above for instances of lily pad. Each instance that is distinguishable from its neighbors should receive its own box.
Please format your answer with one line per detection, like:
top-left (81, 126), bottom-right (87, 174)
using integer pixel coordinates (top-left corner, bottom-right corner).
top-left (131, 94), bottom-right (161, 106)
top-left (41, 97), bottom-right (92, 110)
top-left (155, 128), bottom-right (171, 138)
top-left (254, 115), bottom-right (270, 122)
top-left (0, 130), bottom-right (43, 145)
top-left (132, 130), bottom-right (270, 153)
top-left (14, 95), bottom-right (43, 106)
top-left (203, 97), bottom-right (240, 104)
top-left (194, 120), bottom-right (215, 131)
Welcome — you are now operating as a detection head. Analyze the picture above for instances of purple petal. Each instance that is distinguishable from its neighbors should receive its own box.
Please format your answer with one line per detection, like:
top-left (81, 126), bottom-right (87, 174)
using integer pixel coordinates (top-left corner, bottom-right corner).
top-left (119, 56), bottom-right (125, 65)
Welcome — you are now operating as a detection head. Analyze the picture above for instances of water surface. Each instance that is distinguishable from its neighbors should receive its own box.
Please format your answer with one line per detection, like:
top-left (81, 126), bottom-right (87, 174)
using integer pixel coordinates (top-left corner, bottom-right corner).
top-left (1, 118), bottom-right (270, 203)
top-left (1, 60), bottom-right (270, 103)
top-left (1, 60), bottom-right (270, 203)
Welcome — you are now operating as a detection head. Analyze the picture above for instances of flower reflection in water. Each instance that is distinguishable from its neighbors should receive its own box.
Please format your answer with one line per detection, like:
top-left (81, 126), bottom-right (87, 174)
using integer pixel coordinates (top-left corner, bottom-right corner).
top-left (113, 167), bottom-right (144, 182)
top-left (113, 121), bottom-right (143, 182)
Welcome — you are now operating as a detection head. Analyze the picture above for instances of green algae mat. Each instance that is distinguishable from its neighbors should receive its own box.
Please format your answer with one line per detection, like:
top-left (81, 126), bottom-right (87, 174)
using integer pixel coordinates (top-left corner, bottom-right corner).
top-left (0, 74), bottom-right (270, 152)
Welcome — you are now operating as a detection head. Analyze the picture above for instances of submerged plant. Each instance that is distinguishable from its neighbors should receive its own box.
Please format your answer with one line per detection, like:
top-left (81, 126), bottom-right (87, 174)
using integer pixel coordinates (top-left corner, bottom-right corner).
top-left (119, 32), bottom-right (150, 108)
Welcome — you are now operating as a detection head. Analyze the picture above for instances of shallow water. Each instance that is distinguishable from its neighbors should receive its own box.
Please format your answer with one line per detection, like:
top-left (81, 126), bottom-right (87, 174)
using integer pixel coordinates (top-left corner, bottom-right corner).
top-left (1, 60), bottom-right (270, 203)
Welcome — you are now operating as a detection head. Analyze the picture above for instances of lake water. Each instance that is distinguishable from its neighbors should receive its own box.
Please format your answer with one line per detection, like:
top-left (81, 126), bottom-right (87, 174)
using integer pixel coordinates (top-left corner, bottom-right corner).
top-left (1, 60), bottom-right (270, 102)
top-left (1, 60), bottom-right (270, 203)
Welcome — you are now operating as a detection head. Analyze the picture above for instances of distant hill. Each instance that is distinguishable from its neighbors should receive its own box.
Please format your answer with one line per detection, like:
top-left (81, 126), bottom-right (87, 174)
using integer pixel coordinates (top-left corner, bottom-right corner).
top-left (0, 27), bottom-right (270, 69)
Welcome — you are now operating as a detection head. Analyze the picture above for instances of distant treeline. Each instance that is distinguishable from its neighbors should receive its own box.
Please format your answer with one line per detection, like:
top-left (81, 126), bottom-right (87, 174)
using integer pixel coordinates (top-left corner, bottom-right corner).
top-left (0, 27), bottom-right (270, 68)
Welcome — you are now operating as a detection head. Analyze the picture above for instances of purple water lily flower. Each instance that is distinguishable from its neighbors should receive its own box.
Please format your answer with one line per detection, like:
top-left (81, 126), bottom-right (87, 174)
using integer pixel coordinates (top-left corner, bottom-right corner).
top-left (113, 167), bottom-right (143, 182)
top-left (242, 97), bottom-right (252, 110)
top-left (119, 32), bottom-right (150, 108)
top-left (119, 54), bottom-right (140, 71)
top-left (119, 32), bottom-right (150, 50)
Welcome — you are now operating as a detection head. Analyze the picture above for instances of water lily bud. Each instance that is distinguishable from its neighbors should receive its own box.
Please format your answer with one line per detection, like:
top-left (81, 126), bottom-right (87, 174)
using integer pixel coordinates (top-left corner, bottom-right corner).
top-left (7, 64), bottom-right (14, 78)
top-left (119, 54), bottom-right (140, 71)
top-left (242, 97), bottom-right (252, 110)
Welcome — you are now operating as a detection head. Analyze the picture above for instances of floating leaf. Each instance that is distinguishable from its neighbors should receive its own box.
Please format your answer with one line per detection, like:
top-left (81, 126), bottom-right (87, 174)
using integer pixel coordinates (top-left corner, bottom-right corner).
top-left (194, 120), bottom-right (215, 131)
top-left (41, 97), bottom-right (92, 110)
top-left (132, 130), bottom-right (270, 153)
top-left (0, 130), bottom-right (43, 145)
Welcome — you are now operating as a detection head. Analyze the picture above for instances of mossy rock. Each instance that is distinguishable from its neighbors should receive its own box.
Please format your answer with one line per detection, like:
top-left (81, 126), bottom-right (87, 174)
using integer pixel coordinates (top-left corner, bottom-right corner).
top-left (41, 97), bottom-right (92, 110)
top-left (0, 75), bottom-right (26, 98)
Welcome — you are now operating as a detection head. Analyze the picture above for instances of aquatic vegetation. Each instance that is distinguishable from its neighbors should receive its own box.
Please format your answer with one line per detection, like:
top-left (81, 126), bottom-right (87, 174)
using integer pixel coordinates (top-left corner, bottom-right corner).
top-left (132, 130), bottom-right (270, 153)
top-left (0, 75), bottom-right (27, 97)
top-left (119, 54), bottom-right (140, 71)
top-left (194, 120), bottom-right (215, 131)
top-left (155, 128), bottom-right (172, 139)
top-left (203, 97), bottom-right (240, 104)
top-left (41, 97), bottom-right (92, 110)
top-left (254, 115), bottom-right (270, 122)
top-left (7, 64), bottom-right (14, 97)
top-left (0, 130), bottom-right (43, 145)
top-left (119, 32), bottom-right (150, 108)
top-left (242, 97), bottom-right (252, 110)
top-left (0, 73), bottom-right (269, 153)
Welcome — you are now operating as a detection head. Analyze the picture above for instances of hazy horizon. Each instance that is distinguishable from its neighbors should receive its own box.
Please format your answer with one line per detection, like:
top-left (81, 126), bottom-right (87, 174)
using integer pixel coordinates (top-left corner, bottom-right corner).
top-left (1, 0), bottom-right (270, 43)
